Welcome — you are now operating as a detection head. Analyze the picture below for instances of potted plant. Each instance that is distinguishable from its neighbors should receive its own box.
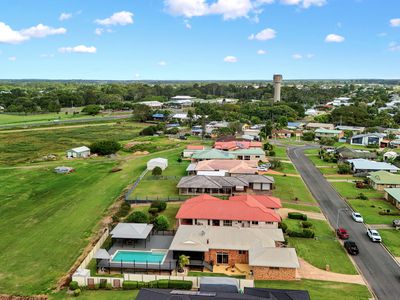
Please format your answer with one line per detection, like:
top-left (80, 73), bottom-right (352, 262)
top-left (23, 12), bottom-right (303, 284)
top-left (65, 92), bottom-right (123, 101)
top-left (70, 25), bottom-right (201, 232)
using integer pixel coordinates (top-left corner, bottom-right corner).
top-left (177, 254), bottom-right (190, 273)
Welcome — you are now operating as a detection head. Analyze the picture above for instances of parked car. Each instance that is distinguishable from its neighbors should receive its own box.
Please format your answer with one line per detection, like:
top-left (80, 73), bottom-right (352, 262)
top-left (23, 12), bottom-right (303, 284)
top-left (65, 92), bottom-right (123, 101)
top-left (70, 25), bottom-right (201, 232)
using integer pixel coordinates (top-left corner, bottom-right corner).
top-left (351, 212), bottom-right (364, 223)
top-left (178, 135), bottom-right (187, 140)
top-left (393, 219), bottom-right (400, 229)
top-left (336, 228), bottom-right (349, 240)
top-left (367, 228), bottom-right (382, 242)
top-left (344, 240), bottom-right (359, 255)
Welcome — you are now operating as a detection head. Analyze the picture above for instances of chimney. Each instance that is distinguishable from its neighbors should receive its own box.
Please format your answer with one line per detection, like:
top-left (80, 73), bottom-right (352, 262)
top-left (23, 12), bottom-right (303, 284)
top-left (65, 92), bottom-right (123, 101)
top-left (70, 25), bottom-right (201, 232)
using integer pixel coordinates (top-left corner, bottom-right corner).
top-left (273, 74), bottom-right (282, 102)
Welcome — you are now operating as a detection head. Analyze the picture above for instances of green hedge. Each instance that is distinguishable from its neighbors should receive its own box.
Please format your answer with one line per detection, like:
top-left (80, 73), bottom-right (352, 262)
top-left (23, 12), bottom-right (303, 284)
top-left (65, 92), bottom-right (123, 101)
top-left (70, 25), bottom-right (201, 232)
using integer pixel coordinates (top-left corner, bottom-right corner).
top-left (122, 281), bottom-right (138, 290)
top-left (122, 279), bottom-right (192, 290)
top-left (287, 228), bottom-right (315, 238)
top-left (301, 221), bottom-right (313, 228)
top-left (288, 212), bottom-right (308, 221)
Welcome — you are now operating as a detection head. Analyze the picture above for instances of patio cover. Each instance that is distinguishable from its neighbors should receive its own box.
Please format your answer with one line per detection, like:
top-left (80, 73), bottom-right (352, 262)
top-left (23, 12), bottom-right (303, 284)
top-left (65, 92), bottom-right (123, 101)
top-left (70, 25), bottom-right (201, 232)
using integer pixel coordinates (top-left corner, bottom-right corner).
top-left (93, 249), bottom-right (111, 260)
top-left (110, 223), bottom-right (153, 239)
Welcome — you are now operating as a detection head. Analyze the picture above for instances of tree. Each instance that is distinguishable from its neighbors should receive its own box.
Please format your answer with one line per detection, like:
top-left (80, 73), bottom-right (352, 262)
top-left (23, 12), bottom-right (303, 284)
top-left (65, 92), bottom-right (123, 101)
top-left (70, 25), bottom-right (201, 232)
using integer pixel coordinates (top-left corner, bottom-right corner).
top-left (131, 104), bottom-right (152, 122)
top-left (302, 131), bottom-right (315, 141)
top-left (319, 137), bottom-right (336, 146)
top-left (338, 163), bottom-right (351, 174)
top-left (140, 125), bottom-right (157, 136)
top-left (90, 140), bottom-right (121, 155)
top-left (261, 120), bottom-right (273, 139)
top-left (263, 142), bottom-right (274, 151)
top-left (152, 166), bottom-right (163, 176)
top-left (126, 211), bottom-right (149, 223)
top-left (82, 104), bottom-right (102, 115)
top-left (269, 158), bottom-right (282, 170)
top-left (178, 254), bottom-right (190, 272)
top-left (154, 215), bottom-right (169, 231)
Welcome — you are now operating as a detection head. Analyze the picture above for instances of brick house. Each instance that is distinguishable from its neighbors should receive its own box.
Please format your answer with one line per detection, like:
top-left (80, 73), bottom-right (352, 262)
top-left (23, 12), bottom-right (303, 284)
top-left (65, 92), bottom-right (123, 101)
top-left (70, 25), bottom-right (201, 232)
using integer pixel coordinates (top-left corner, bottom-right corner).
top-left (368, 171), bottom-right (400, 191)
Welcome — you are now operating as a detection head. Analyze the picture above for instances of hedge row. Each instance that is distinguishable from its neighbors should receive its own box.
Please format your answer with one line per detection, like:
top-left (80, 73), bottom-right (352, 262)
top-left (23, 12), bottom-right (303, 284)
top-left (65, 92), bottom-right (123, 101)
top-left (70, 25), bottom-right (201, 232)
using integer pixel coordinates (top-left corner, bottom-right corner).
top-left (288, 212), bottom-right (308, 221)
top-left (122, 279), bottom-right (192, 290)
top-left (286, 228), bottom-right (315, 238)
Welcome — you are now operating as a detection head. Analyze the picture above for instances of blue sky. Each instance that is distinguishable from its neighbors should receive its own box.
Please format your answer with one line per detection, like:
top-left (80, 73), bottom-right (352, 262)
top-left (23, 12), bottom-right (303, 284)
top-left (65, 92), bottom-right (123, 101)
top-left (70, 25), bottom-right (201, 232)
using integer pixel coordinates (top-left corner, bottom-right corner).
top-left (0, 0), bottom-right (399, 80)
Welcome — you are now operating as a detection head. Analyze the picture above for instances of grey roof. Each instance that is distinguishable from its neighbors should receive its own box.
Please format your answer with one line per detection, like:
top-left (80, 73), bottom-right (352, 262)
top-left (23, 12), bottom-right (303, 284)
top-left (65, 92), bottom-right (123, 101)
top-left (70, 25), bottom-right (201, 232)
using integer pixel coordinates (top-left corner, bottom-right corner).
top-left (69, 146), bottom-right (90, 153)
top-left (351, 133), bottom-right (385, 139)
top-left (249, 247), bottom-right (300, 268)
top-left (186, 163), bottom-right (197, 172)
top-left (236, 174), bottom-right (274, 184)
top-left (177, 175), bottom-right (274, 189)
top-left (348, 159), bottom-right (399, 172)
top-left (93, 249), bottom-right (111, 260)
top-left (110, 223), bottom-right (153, 239)
top-left (335, 146), bottom-right (377, 159)
top-left (200, 277), bottom-right (239, 288)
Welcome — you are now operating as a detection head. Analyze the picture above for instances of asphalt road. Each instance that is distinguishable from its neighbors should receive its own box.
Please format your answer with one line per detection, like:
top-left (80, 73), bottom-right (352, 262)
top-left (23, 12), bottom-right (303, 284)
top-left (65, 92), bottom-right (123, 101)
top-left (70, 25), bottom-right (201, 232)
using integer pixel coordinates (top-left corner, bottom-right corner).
top-left (288, 146), bottom-right (400, 300)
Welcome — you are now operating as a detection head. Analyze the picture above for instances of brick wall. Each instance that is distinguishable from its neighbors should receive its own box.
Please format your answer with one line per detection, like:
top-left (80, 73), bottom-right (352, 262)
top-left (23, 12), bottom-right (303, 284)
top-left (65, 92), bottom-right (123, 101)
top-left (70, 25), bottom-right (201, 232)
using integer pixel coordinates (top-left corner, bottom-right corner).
top-left (251, 266), bottom-right (296, 280)
top-left (204, 249), bottom-right (248, 265)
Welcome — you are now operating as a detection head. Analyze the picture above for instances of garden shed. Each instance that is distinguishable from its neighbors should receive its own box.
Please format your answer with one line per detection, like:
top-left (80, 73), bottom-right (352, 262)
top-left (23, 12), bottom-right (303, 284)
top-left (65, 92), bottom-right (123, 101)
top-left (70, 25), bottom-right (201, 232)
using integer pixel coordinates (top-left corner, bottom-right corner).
top-left (147, 158), bottom-right (168, 171)
top-left (67, 146), bottom-right (90, 158)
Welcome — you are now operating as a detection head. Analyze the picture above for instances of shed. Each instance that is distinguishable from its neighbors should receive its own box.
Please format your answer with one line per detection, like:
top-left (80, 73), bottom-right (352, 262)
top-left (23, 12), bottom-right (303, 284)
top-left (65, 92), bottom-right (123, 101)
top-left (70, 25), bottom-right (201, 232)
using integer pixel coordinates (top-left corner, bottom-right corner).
top-left (67, 146), bottom-right (90, 158)
top-left (54, 166), bottom-right (75, 174)
top-left (199, 277), bottom-right (239, 293)
top-left (147, 158), bottom-right (168, 171)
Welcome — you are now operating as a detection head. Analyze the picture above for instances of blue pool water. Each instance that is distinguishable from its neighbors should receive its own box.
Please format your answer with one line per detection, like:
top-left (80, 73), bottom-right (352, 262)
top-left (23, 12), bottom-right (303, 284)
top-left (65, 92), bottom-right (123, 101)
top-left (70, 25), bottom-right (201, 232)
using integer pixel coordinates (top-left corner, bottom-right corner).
top-left (112, 250), bottom-right (166, 264)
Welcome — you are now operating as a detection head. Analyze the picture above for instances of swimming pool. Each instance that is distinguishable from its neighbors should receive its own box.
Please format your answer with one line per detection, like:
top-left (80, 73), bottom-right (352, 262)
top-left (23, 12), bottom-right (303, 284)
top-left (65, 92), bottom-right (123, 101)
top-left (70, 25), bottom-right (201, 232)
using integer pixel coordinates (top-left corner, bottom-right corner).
top-left (111, 250), bottom-right (166, 264)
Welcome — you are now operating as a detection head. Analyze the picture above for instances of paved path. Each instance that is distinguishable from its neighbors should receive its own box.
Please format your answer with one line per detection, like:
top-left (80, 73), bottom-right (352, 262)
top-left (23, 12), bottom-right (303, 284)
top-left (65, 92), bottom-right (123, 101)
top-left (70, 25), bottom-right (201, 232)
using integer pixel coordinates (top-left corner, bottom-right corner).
top-left (298, 258), bottom-right (366, 285)
top-left (288, 146), bottom-right (400, 300)
top-left (279, 208), bottom-right (326, 221)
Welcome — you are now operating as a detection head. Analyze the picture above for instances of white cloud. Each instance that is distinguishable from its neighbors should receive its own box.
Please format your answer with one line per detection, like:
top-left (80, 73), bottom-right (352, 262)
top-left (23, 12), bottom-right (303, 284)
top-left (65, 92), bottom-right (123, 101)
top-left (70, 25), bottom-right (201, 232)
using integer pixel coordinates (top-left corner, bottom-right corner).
top-left (40, 53), bottom-right (55, 58)
top-left (158, 60), bottom-right (167, 66)
top-left (184, 19), bottom-right (192, 29)
top-left (257, 49), bottom-right (267, 55)
top-left (164, 0), bottom-right (210, 18)
top-left (8, 56), bottom-right (16, 61)
top-left (58, 45), bottom-right (97, 54)
top-left (390, 18), bottom-right (400, 27)
top-left (325, 33), bottom-right (345, 43)
top-left (208, 0), bottom-right (254, 20)
top-left (292, 53), bottom-right (303, 59)
top-left (292, 53), bottom-right (314, 59)
top-left (95, 11), bottom-right (134, 26)
top-left (223, 55), bottom-right (238, 63)
top-left (20, 24), bottom-right (66, 38)
top-left (59, 12), bottom-right (73, 21)
top-left (249, 28), bottom-right (276, 41)
top-left (389, 42), bottom-right (400, 52)
top-left (280, 0), bottom-right (326, 8)
top-left (95, 28), bottom-right (104, 36)
top-left (0, 22), bottom-right (29, 44)
top-left (306, 53), bottom-right (315, 58)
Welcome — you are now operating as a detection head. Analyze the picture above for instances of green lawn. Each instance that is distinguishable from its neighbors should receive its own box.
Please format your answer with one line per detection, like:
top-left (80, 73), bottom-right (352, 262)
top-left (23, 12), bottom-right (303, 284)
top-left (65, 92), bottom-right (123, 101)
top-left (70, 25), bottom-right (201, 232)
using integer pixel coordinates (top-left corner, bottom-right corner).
top-left (348, 200), bottom-right (399, 225)
top-left (282, 203), bottom-right (321, 213)
top-left (0, 112), bottom-right (104, 126)
top-left (380, 229), bottom-right (400, 257)
top-left (272, 146), bottom-right (288, 159)
top-left (271, 175), bottom-right (316, 204)
top-left (317, 166), bottom-right (339, 175)
top-left (277, 162), bottom-right (298, 174)
top-left (284, 219), bottom-right (357, 274)
top-left (0, 122), bottom-right (148, 165)
top-left (307, 155), bottom-right (337, 167)
top-left (50, 290), bottom-right (138, 300)
top-left (133, 203), bottom-right (181, 229)
top-left (0, 147), bottom-right (184, 295)
top-left (255, 279), bottom-right (371, 300)
top-left (304, 148), bottom-right (319, 155)
top-left (332, 182), bottom-right (384, 199)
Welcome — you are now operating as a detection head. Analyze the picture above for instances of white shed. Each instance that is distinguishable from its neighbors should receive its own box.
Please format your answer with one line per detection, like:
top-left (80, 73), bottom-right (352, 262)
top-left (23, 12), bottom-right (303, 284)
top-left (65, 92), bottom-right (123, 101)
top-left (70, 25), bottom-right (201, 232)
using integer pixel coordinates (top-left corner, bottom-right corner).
top-left (147, 158), bottom-right (168, 171)
top-left (384, 151), bottom-right (398, 161)
top-left (67, 146), bottom-right (91, 158)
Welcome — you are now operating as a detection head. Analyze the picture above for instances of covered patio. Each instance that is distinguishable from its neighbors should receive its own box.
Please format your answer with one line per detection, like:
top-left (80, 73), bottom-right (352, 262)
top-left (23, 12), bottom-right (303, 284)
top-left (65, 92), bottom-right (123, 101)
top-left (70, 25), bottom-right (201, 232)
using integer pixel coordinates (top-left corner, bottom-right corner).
top-left (110, 223), bottom-right (153, 248)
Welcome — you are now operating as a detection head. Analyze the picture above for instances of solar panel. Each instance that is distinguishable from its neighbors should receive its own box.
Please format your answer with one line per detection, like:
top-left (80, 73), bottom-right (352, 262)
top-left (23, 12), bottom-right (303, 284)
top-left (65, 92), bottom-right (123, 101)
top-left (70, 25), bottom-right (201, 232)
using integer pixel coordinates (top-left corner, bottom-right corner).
top-left (170, 290), bottom-right (217, 297)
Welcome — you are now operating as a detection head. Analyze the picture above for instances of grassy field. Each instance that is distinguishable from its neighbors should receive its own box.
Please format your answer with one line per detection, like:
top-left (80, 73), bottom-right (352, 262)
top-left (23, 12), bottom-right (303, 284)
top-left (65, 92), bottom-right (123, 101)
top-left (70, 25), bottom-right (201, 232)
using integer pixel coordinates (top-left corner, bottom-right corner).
top-left (307, 154), bottom-right (337, 167)
top-left (0, 122), bottom-right (149, 165)
top-left (380, 229), bottom-right (400, 256)
top-left (317, 166), bottom-right (339, 175)
top-left (282, 203), bottom-right (321, 213)
top-left (331, 182), bottom-right (384, 199)
top-left (133, 203), bottom-right (181, 229)
top-left (304, 148), bottom-right (319, 155)
top-left (0, 112), bottom-right (104, 125)
top-left (271, 175), bottom-right (316, 204)
top-left (272, 146), bottom-right (288, 159)
top-left (348, 199), bottom-right (399, 225)
top-left (284, 219), bottom-right (358, 274)
top-left (0, 147), bottom-right (184, 295)
top-left (50, 290), bottom-right (139, 300)
top-left (277, 162), bottom-right (298, 174)
top-left (255, 279), bottom-right (371, 300)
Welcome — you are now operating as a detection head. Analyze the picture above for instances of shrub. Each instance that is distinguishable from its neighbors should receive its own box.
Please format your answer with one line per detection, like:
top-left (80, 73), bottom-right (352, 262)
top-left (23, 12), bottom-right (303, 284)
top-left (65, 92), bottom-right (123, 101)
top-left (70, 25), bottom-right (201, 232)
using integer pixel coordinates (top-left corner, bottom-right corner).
top-left (148, 280), bottom-right (158, 288)
top-left (288, 212), bottom-right (307, 221)
top-left (301, 221), bottom-right (313, 228)
top-left (154, 215), bottom-right (170, 231)
top-left (122, 281), bottom-right (138, 290)
top-left (302, 131), bottom-right (315, 141)
top-left (302, 229), bottom-right (315, 238)
top-left (105, 283), bottom-right (112, 290)
top-left (152, 166), bottom-right (163, 176)
top-left (151, 200), bottom-right (167, 212)
top-left (168, 280), bottom-right (192, 290)
top-left (338, 163), bottom-right (351, 174)
top-left (69, 281), bottom-right (79, 291)
top-left (278, 222), bottom-right (288, 233)
top-left (126, 211), bottom-right (149, 223)
top-left (157, 279), bottom-right (169, 289)
top-left (177, 157), bottom-right (183, 163)
top-left (73, 289), bottom-right (81, 297)
top-left (287, 229), bottom-right (315, 238)
top-left (137, 281), bottom-right (148, 289)
top-left (82, 104), bottom-right (102, 115)
top-left (90, 140), bottom-right (121, 155)
top-left (379, 211), bottom-right (400, 216)
top-left (99, 279), bottom-right (107, 289)
top-left (269, 158), bottom-right (282, 170)
top-left (357, 193), bottom-right (368, 200)
top-left (268, 150), bottom-right (276, 157)
top-left (140, 126), bottom-right (157, 136)
top-left (148, 207), bottom-right (159, 216)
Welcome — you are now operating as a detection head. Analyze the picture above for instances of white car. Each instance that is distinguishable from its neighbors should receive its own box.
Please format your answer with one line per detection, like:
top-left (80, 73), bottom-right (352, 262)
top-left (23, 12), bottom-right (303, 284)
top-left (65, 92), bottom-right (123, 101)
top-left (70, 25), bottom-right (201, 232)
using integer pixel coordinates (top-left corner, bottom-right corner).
top-left (352, 212), bottom-right (364, 223)
top-left (367, 228), bottom-right (382, 242)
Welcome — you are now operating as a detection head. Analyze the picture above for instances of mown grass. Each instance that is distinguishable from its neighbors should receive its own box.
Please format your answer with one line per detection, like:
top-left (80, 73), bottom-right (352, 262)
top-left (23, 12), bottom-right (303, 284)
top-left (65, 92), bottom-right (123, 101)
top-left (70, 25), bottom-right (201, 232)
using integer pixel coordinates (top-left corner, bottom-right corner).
top-left (277, 162), bottom-right (298, 174)
top-left (0, 112), bottom-right (103, 125)
top-left (255, 279), bottom-right (371, 300)
top-left (272, 146), bottom-right (288, 159)
top-left (331, 182), bottom-right (384, 199)
top-left (271, 175), bottom-right (316, 204)
top-left (282, 203), bottom-right (321, 213)
top-left (348, 200), bottom-right (399, 225)
top-left (133, 203), bottom-right (182, 229)
top-left (380, 229), bottom-right (400, 256)
top-left (284, 219), bottom-right (358, 275)
top-left (50, 290), bottom-right (139, 300)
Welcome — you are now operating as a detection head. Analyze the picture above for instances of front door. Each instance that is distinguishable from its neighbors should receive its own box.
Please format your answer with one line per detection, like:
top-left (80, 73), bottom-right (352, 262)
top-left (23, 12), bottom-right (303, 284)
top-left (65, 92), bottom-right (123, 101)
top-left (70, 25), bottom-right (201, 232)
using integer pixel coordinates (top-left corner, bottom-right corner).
top-left (216, 252), bottom-right (229, 264)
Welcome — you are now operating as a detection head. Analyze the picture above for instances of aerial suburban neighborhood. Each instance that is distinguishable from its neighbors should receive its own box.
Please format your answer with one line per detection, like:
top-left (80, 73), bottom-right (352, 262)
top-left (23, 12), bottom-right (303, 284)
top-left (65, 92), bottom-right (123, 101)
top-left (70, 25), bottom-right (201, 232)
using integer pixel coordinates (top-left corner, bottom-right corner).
top-left (1, 1), bottom-right (400, 300)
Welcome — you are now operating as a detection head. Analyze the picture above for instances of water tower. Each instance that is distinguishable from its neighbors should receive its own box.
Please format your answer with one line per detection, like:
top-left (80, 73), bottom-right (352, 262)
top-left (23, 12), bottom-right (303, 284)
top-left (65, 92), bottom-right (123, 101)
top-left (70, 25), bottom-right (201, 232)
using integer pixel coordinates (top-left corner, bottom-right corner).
top-left (273, 74), bottom-right (282, 102)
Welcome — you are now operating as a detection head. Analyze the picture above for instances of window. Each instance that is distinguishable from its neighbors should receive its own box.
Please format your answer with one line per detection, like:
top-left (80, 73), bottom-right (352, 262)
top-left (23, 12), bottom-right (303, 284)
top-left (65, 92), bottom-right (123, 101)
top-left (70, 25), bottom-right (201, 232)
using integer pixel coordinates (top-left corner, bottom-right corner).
top-left (217, 252), bottom-right (229, 264)
top-left (223, 220), bottom-right (232, 226)
top-left (251, 221), bottom-right (259, 225)
top-left (212, 220), bottom-right (220, 226)
top-left (265, 222), bottom-right (273, 225)
top-left (238, 250), bottom-right (246, 254)
top-left (255, 156), bottom-right (260, 158)
top-left (270, 267), bottom-right (280, 270)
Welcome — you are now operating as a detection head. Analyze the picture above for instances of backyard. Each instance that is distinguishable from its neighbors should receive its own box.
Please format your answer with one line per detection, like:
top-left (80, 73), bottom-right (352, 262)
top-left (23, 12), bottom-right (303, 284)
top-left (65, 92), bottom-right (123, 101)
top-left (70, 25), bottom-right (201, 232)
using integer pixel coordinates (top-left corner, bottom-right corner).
top-left (284, 218), bottom-right (358, 275)
top-left (271, 175), bottom-right (316, 204)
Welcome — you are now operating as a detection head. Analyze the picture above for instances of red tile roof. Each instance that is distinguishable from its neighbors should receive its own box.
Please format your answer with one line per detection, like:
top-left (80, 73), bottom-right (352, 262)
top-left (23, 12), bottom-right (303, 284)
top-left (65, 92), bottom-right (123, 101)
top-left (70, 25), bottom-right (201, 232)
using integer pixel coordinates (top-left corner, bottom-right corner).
top-left (186, 145), bottom-right (205, 150)
top-left (175, 194), bottom-right (281, 222)
top-left (229, 194), bottom-right (282, 209)
top-left (195, 160), bottom-right (258, 174)
top-left (214, 140), bottom-right (262, 151)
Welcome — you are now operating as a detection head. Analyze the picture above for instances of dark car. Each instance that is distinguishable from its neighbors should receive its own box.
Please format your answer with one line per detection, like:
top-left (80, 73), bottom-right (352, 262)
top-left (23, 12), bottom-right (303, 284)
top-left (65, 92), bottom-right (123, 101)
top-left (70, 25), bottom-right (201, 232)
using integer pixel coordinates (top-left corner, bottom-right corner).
top-left (344, 240), bottom-right (359, 255)
top-left (336, 228), bottom-right (349, 240)
top-left (178, 135), bottom-right (187, 140)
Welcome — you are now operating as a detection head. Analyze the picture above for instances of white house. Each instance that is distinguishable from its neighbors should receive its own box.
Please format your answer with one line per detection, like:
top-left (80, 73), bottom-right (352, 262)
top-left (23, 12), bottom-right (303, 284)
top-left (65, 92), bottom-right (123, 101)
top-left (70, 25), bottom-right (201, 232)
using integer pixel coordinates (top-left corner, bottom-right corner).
top-left (67, 146), bottom-right (90, 158)
top-left (147, 158), bottom-right (168, 171)
top-left (350, 133), bottom-right (385, 146)
top-left (138, 101), bottom-right (163, 108)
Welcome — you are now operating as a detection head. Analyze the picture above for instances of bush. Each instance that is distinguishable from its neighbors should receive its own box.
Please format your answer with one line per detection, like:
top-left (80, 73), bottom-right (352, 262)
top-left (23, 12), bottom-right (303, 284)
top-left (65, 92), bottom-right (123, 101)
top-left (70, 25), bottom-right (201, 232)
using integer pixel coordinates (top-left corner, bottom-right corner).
top-left (302, 229), bottom-right (315, 238)
top-left (140, 126), bottom-right (158, 136)
top-left (152, 166), bottom-right (163, 176)
top-left (126, 211), bottom-right (149, 223)
top-left (301, 221), bottom-right (313, 228)
top-left (288, 212), bottom-right (307, 221)
top-left (99, 279), bottom-right (107, 289)
top-left (157, 279), bottom-right (169, 289)
top-left (122, 281), bottom-right (138, 290)
top-left (82, 104), bottom-right (102, 115)
top-left (177, 157), bottom-right (183, 163)
top-left (287, 229), bottom-right (315, 238)
top-left (148, 207), bottom-right (159, 216)
top-left (148, 280), bottom-right (158, 288)
top-left (302, 131), bottom-right (315, 141)
top-left (338, 163), bottom-right (351, 174)
top-left (105, 283), bottom-right (112, 290)
top-left (168, 280), bottom-right (192, 290)
top-left (73, 289), bottom-right (81, 297)
top-left (90, 140), bottom-right (121, 155)
top-left (278, 222), bottom-right (288, 233)
top-left (151, 200), bottom-right (167, 212)
top-left (319, 137), bottom-right (336, 146)
top-left (379, 210), bottom-right (400, 216)
top-left (269, 158), bottom-right (282, 170)
top-left (69, 281), bottom-right (79, 291)
top-left (137, 281), bottom-right (148, 289)
top-left (268, 150), bottom-right (276, 157)
top-left (154, 215), bottom-right (170, 231)
top-left (357, 193), bottom-right (368, 200)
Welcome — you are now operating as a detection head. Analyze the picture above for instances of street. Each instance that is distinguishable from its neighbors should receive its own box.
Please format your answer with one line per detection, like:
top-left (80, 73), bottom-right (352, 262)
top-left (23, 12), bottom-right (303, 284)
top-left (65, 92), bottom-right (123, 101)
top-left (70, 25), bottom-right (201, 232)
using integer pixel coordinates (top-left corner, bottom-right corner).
top-left (288, 146), bottom-right (400, 300)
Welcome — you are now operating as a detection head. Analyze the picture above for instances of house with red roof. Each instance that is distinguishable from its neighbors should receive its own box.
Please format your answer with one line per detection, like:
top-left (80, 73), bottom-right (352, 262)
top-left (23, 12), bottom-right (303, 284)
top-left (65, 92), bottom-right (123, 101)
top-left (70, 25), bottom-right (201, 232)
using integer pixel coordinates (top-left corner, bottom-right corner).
top-left (214, 140), bottom-right (262, 151)
top-left (183, 145), bottom-right (206, 158)
top-left (175, 194), bottom-right (281, 228)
